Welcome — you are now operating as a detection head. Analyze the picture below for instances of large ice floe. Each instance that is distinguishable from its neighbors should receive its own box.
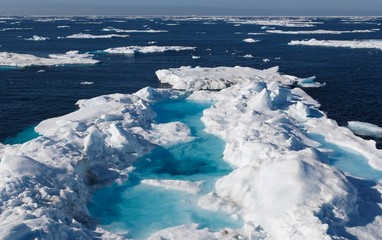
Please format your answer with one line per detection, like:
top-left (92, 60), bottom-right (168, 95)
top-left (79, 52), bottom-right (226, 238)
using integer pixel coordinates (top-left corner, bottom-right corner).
top-left (103, 46), bottom-right (196, 55)
top-left (1, 66), bottom-right (382, 239)
top-left (0, 50), bottom-right (99, 67)
top-left (348, 121), bottom-right (382, 139)
top-left (289, 39), bottom-right (382, 50)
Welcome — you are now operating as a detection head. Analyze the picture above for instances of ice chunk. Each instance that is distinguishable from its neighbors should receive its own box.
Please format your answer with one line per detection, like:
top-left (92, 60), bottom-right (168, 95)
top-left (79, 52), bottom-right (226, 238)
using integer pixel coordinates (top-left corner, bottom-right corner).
top-left (348, 121), bottom-right (382, 139)
top-left (141, 179), bottom-right (203, 194)
top-left (268, 29), bottom-right (379, 34)
top-left (24, 35), bottom-right (49, 41)
top-left (102, 27), bottom-right (167, 33)
top-left (243, 38), bottom-right (259, 43)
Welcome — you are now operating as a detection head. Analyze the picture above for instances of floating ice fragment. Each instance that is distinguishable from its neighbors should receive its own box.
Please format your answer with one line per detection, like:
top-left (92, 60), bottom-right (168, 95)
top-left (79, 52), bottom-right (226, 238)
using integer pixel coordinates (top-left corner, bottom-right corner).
top-left (348, 121), bottom-right (382, 139)
top-left (243, 38), bottom-right (259, 43)
top-left (289, 38), bottom-right (382, 50)
top-left (104, 46), bottom-right (196, 55)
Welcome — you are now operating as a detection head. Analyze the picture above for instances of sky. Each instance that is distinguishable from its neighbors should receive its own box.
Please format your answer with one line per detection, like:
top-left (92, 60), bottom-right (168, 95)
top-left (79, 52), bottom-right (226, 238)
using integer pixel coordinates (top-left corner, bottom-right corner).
top-left (1, 0), bottom-right (382, 16)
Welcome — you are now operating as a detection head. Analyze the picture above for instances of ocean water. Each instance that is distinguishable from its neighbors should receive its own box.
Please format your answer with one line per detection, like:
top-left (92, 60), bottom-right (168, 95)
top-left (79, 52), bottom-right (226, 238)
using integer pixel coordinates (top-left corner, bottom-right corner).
top-left (89, 99), bottom-right (241, 239)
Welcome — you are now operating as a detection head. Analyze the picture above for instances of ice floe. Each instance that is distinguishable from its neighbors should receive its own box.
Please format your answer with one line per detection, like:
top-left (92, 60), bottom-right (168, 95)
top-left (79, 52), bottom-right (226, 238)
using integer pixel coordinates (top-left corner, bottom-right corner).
top-left (289, 39), bottom-right (382, 50)
top-left (24, 35), bottom-right (49, 41)
top-left (62, 33), bottom-right (130, 39)
top-left (228, 18), bottom-right (321, 27)
top-left (1, 66), bottom-right (382, 239)
top-left (0, 51), bottom-right (99, 67)
top-left (268, 29), bottom-right (380, 34)
top-left (243, 38), bottom-right (259, 43)
top-left (102, 27), bottom-right (168, 33)
top-left (104, 46), bottom-right (196, 55)
top-left (156, 66), bottom-right (319, 91)
top-left (348, 121), bottom-right (382, 139)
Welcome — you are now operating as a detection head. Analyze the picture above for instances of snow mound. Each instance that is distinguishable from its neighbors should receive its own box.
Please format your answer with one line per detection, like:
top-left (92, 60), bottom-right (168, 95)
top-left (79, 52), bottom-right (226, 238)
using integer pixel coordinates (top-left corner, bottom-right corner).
top-left (348, 121), bottom-right (382, 139)
top-left (289, 39), bottom-right (382, 50)
top-left (104, 46), bottom-right (196, 55)
top-left (0, 51), bottom-right (99, 67)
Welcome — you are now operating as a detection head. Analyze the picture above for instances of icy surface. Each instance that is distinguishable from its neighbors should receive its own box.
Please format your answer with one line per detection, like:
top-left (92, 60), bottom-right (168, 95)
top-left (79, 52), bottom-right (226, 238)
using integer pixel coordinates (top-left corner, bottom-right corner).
top-left (0, 50), bottom-right (99, 67)
top-left (63, 33), bottom-right (130, 39)
top-left (104, 46), bottom-right (196, 55)
top-left (102, 27), bottom-right (168, 33)
top-left (243, 38), bottom-right (259, 43)
top-left (268, 29), bottom-right (379, 34)
top-left (348, 121), bottom-right (382, 139)
top-left (1, 66), bottom-right (382, 239)
top-left (289, 39), bottom-right (382, 50)
top-left (156, 66), bottom-right (319, 91)
top-left (24, 35), bottom-right (49, 41)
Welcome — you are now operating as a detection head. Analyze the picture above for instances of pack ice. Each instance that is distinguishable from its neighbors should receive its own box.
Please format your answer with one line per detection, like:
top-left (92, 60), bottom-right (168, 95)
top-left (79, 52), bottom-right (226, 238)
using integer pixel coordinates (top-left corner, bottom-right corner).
top-left (1, 66), bottom-right (382, 239)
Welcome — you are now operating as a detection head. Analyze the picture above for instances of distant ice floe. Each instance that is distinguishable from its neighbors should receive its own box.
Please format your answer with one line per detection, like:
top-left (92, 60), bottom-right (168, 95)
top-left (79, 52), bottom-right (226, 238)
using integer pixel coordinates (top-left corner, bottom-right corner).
top-left (102, 27), bottom-right (168, 33)
top-left (268, 29), bottom-right (380, 34)
top-left (228, 17), bottom-right (322, 27)
top-left (80, 81), bottom-right (94, 85)
top-left (243, 38), bottom-right (259, 43)
top-left (1, 66), bottom-right (382, 239)
top-left (62, 33), bottom-right (130, 39)
top-left (348, 121), bottom-right (382, 139)
top-left (0, 50), bottom-right (99, 67)
top-left (0, 27), bottom-right (33, 31)
top-left (243, 54), bottom-right (254, 58)
top-left (289, 39), bottom-right (382, 50)
top-left (104, 46), bottom-right (196, 55)
top-left (24, 35), bottom-right (49, 41)
top-left (57, 25), bottom-right (70, 28)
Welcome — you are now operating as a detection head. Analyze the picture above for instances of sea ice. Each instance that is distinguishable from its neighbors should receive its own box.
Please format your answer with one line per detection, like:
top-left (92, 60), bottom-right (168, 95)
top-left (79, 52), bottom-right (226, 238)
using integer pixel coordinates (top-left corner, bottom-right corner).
top-left (243, 38), bottom-right (259, 43)
top-left (0, 50), bottom-right (99, 67)
top-left (348, 121), bottom-right (382, 139)
top-left (289, 38), bottom-right (382, 50)
top-left (62, 33), bottom-right (130, 39)
top-left (104, 46), bottom-right (196, 55)
top-left (24, 35), bottom-right (49, 41)
top-left (268, 29), bottom-right (379, 34)
top-left (102, 27), bottom-right (168, 33)
top-left (2, 65), bottom-right (382, 240)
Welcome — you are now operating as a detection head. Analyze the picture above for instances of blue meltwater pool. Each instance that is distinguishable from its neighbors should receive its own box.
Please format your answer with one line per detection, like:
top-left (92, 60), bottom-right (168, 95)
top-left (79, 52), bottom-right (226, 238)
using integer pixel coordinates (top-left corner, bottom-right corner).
top-left (88, 98), bottom-right (243, 239)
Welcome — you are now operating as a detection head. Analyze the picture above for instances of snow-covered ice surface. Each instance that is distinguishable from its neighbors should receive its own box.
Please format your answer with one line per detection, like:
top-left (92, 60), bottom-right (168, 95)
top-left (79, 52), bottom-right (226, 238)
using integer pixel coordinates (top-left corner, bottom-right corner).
top-left (1, 66), bottom-right (382, 239)
top-left (243, 38), bottom-right (259, 43)
top-left (0, 50), bottom-right (99, 67)
top-left (289, 39), bottom-right (382, 50)
top-left (348, 121), bottom-right (382, 139)
top-left (104, 46), bottom-right (196, 55)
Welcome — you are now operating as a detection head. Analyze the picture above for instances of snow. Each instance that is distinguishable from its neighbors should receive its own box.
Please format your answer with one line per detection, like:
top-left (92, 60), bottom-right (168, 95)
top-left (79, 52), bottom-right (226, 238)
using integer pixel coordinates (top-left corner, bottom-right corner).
top-left (268, 29), bottom-right (379, 34)
top-left (104, 46), bottom-right (196, 55)
top-left (0, 51), bottom-right (99, 67)
top-left (243, 38), bottom-right (259, 43)
top-left (289, 39), bottom-right (382, 50)
top-left (348, 121), bottom-right (382, 139)
top-left (243, 54), bottom-right (253, 58)
top-left (1, 65), bottom-right (382, 239)
top-left (63, 33), bottom-right (130, 39)
top-left (24, 35), bottom-right (49, 41)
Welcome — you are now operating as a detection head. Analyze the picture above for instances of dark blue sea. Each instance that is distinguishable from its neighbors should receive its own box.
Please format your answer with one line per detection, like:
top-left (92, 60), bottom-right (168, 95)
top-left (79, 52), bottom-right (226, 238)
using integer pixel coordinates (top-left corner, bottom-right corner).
top-left (0, 16), bottom-right (381, 147)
